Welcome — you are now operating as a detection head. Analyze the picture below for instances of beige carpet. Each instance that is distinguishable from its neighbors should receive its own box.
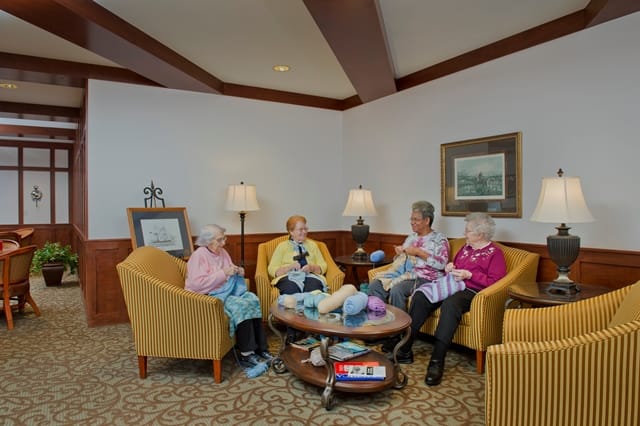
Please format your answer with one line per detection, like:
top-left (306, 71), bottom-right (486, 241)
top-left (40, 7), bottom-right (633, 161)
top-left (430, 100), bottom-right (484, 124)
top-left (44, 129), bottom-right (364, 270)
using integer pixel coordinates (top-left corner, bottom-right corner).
top-left (1, 276), bottom-right (485, 425)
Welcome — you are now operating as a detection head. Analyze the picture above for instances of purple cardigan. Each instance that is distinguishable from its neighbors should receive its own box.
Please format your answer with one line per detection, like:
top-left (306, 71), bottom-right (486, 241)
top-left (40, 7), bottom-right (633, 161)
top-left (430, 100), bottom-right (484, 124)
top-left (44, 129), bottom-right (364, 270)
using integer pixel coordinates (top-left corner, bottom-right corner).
top-left (453, 242), bottom-right (506, 292)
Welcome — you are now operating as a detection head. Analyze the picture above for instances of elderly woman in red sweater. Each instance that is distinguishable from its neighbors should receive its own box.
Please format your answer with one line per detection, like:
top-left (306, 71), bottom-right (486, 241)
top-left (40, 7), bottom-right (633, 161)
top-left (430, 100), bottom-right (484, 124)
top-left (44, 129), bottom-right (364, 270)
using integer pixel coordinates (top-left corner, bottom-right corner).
top-left (393, 212), bottom-right (506, 386)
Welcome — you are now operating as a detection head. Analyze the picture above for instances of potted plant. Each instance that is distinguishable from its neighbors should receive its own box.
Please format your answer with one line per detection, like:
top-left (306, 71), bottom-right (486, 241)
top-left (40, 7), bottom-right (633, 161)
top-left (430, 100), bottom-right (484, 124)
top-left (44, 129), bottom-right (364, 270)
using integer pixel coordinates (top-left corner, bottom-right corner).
top-left (30, 241), bottom-right (79, 286)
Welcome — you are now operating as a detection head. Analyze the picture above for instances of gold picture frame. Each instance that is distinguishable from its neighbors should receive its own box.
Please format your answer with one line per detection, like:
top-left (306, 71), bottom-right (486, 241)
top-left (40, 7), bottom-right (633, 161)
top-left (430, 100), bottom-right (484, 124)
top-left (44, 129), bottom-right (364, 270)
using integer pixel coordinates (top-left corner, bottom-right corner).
top-left (127, 207), bottom-right (194, 258)
top-left (441, 132), bottom-right (522, 217)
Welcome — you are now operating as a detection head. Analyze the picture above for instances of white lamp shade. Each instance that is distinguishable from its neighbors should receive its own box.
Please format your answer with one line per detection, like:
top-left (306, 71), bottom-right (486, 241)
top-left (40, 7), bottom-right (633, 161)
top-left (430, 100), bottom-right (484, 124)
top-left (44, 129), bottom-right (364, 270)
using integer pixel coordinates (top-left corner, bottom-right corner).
top-left (530, 176), bottom-right (594, 223)
top-left (225, 183), bottom-right (260, 212)
top-left (342, 187), bottom-right (377, 217)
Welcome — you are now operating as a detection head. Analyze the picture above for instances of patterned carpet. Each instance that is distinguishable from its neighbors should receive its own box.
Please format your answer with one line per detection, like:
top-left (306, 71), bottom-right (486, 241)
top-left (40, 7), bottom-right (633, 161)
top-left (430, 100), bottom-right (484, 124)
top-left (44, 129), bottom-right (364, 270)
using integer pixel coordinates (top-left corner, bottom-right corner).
top-left (1, 277), bottom-right (485, 425)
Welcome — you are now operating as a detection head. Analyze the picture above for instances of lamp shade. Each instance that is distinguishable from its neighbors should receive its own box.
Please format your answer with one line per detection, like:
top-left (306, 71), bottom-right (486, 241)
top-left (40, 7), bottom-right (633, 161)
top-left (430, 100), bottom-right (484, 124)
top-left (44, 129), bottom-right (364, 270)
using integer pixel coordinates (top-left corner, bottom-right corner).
top-left (225, 182), bottom-right (260, 212)
top-left (342, 186), bottom-right (377, 217)
top-left (530, 176), bottom-right (594, 223)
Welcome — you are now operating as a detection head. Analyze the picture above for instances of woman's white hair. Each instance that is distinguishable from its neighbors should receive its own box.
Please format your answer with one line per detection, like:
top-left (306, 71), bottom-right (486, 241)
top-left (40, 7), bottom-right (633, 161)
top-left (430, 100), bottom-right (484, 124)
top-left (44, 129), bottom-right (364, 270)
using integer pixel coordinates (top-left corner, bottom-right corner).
top-left (195, 224), bottom-right (226, 247)
top-left (465, 212), bottom-right (496, 240)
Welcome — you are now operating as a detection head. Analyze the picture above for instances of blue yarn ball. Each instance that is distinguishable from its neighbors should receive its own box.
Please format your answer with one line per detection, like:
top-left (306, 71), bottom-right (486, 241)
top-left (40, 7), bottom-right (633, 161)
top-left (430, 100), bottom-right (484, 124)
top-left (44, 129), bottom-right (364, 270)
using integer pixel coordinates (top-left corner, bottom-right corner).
top-left (369, 250), bottom-right (385, 263)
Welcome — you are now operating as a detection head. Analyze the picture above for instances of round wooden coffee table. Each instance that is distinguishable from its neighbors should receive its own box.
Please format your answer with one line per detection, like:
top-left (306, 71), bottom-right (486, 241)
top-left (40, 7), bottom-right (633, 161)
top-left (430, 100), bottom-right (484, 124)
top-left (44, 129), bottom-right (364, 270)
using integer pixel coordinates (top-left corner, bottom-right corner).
top-left (268, 301), bottom-right (411, 410)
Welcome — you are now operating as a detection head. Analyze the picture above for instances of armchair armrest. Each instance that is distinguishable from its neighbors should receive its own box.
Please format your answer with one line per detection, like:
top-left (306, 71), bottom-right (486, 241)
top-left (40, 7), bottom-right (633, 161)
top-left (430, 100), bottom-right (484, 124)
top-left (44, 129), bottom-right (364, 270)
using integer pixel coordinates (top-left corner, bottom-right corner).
top-left (503, 285), bottom-right (630, 343)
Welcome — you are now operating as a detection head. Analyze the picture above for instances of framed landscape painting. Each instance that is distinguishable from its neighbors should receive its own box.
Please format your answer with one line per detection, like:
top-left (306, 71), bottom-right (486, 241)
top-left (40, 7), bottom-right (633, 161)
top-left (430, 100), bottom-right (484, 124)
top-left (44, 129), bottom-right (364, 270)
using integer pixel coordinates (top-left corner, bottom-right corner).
top-left (127, 207), bottom-right (194, 258)
top-left (441, 132), bottom-right (522, 217)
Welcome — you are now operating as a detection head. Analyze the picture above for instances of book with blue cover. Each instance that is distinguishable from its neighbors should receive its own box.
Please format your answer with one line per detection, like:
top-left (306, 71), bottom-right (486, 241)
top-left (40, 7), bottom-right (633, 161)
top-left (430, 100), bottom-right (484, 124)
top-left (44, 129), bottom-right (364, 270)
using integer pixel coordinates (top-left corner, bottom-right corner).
top-left (328, 340), bottom-right (370, 361)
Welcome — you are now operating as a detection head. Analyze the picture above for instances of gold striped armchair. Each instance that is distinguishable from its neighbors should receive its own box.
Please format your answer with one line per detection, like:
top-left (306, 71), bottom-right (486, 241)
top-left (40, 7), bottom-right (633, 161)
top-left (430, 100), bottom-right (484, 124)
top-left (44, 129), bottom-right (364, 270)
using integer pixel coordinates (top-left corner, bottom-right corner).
top-left (254, 235), bottom-right (345, 320)
top-left (116, 246), bottom-right (234, 383)
top-left (486, 281), bottom-right (640, 426)
top-left (368, 238), bottom-right (539, 373)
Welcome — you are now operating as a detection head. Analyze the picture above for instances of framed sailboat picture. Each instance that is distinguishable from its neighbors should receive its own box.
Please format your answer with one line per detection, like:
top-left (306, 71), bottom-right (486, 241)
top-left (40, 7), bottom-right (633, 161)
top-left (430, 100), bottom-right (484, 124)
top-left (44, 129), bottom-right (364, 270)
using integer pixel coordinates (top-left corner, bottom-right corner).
top-left (127, 207), bottom-right (194, 258)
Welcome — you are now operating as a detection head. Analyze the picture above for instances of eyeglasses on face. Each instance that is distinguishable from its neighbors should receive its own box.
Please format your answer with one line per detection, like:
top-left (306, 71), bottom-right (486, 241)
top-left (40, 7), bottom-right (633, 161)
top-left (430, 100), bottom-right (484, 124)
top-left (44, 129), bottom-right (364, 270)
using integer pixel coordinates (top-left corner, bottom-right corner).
top-left (215, 236), bottom-right (227, 243)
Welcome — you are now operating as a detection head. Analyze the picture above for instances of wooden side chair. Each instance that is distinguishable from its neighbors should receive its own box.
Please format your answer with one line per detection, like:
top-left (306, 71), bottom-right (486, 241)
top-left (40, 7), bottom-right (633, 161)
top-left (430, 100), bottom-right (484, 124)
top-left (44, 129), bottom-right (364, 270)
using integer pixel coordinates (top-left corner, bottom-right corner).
top-left (1, 245), bottom-right (41, 330)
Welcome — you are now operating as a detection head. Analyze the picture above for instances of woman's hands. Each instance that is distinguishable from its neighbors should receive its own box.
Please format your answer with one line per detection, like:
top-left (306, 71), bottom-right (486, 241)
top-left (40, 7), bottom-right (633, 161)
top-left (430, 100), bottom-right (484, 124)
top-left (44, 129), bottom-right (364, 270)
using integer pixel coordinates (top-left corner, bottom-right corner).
top-left (224, 265), bottom-right (244, 276)
top-left (276, 262), bottom-right (320, 275)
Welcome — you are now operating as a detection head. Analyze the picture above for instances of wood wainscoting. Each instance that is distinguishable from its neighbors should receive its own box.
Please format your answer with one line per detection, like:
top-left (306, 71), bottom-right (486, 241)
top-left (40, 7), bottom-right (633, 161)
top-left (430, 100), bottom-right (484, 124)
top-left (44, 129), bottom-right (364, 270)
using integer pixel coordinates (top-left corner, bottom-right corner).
top-left (73, 231), bottom-right (640, 327)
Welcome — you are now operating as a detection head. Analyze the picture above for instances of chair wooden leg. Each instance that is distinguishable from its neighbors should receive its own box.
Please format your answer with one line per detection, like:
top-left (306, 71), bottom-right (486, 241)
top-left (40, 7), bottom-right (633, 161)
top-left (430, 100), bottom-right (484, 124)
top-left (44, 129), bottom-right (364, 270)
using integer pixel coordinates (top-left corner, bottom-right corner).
top-left (26, 293), bottom-right (41, 316)
top-left (213, 359), bottom-right (222, 383)
top-left (476, 350), bottom-right (485, 374)
top-left (138, 355), bottom-right (147, 379)
top-left (3, 295), bottom-right (14, 330)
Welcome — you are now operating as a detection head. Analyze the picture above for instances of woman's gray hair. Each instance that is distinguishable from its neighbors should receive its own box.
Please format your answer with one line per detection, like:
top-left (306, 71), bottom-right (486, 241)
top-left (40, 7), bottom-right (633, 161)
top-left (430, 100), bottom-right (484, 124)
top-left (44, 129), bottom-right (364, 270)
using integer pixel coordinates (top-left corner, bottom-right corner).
top-left (465, 212), bottom-right (496, 240)
top-left (412, 200), bottom-right (435, 226)
top-left (195, 224), bottom-right (226, 247)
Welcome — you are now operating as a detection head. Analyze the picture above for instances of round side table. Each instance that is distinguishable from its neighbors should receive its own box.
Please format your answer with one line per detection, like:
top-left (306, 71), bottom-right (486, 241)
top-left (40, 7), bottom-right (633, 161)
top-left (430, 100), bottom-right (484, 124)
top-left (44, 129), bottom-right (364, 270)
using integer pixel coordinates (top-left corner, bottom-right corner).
top-left (506, 281), bottom-right (611, 308)
top-left (334, 255), bottom-right (392, 286)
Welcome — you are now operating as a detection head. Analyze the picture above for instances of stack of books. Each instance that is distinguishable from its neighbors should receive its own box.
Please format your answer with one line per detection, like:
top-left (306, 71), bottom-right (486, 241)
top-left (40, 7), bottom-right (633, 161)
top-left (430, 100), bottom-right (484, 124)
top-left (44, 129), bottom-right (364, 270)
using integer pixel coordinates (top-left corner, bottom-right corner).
top-left (335, 361), bottom-right (386, 381)
top-left (328, 340), bottom-right (370, 361)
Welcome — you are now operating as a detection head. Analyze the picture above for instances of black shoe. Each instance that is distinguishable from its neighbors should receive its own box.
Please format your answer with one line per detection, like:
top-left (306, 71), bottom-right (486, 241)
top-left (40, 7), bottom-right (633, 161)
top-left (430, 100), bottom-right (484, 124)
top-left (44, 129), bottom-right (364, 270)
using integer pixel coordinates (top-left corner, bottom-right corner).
top-left (257, 350), bottom-right (274, 363)
top-left (425, 359), bottom-right (444, 386)
top-left (381, 337), bottom-right (400, 353)
top-left (238, 352), bottom-right (263, 368)
top-left (386, 349), bottom-right (413, 364)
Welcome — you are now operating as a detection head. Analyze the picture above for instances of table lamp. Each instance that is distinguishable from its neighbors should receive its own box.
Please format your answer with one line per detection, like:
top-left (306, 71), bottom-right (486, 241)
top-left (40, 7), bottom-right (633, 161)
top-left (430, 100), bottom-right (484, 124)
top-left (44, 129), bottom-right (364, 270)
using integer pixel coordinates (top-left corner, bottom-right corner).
top-left (342, 185), bottom-right (377, 261)
top-left (530, 169), bottom-right (594, 294)
top-left (225, 181), bottom-right (260, 267)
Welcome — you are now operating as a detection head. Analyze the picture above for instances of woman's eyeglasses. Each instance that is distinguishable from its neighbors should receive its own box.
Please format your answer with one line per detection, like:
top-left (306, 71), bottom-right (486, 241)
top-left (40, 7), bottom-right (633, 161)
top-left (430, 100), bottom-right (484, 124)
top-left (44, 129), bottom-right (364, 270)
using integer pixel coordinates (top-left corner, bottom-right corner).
top-left (215, 236), bottom-right (227, 243)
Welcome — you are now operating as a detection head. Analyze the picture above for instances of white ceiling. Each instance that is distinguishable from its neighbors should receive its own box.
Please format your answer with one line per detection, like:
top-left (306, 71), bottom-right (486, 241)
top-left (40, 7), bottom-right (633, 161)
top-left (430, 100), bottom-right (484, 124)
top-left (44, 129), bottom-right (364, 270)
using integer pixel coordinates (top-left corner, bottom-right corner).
top-left (0, 0), bottom-right (592, 110)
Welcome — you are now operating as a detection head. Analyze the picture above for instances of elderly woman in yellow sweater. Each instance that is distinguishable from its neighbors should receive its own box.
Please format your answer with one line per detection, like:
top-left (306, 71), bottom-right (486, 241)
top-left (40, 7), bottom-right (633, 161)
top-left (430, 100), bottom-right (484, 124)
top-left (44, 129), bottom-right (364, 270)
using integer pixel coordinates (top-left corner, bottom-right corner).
top-left (268, 215), bottom-right (328, 296)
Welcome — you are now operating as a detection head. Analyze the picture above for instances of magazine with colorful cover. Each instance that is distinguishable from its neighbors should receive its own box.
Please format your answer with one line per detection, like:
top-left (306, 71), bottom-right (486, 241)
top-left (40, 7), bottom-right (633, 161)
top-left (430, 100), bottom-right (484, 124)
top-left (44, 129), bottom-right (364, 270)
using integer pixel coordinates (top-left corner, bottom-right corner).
top-left (289, 336), bottom-right (320, 351)
top-left (328, 340), bottom-right (370, 361)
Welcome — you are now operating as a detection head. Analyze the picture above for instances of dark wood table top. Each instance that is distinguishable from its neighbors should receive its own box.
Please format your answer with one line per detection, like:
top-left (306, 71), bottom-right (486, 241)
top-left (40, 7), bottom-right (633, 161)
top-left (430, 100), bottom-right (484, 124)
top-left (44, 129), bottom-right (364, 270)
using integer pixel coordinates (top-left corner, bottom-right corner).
top-left (508, 281), bottom-right (611, 307)
top-left (334, 255), bottom-right (393, 268)
top-left (269, 301), bottom-right (410, 340)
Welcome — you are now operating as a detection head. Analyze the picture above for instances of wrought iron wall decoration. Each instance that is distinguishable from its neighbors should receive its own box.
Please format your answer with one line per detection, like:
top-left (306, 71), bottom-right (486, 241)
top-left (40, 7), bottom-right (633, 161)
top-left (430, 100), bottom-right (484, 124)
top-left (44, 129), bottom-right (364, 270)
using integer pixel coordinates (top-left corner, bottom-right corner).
top-left (143, 181), bottom-right (166, 208)
top-left (30, 185), bottom-right (43, 207)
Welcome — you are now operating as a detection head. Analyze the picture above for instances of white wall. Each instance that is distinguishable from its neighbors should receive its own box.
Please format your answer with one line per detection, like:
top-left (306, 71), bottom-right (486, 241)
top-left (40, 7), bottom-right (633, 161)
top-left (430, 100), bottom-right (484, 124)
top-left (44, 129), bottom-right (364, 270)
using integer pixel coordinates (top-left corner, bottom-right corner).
top-left (343, 12), bottom-right (640, 251)
top-left (87, 12), bottom-right (640, 251)
top-left (87, 82), bottom-right (343, 239)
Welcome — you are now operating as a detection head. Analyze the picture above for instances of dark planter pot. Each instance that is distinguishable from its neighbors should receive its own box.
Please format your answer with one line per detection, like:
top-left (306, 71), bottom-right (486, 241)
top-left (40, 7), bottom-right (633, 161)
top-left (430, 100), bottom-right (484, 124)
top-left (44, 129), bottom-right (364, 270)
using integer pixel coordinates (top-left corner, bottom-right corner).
top-left (42, 263), bottom-right (65, 286)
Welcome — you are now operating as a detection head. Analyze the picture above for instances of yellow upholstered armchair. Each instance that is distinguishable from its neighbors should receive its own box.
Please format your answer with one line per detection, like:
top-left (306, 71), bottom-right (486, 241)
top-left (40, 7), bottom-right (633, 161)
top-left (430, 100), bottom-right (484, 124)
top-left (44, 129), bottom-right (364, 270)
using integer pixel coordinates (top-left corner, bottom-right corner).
top-left (254, 235), bottom-right (345, 320)
top-left (116, 246), bottom-right (234, 383)
top-left (485, 281), bottom-right (640, 426)
top-left (368, 238), bottom-right (539, 373)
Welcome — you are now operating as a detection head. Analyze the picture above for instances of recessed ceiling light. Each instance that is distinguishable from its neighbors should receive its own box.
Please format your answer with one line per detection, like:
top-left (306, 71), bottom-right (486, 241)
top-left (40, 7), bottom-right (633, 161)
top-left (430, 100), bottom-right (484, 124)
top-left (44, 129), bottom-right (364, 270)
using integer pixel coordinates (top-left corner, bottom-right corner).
top-left (272, 65), bottom-right (290, 72)
top-left (0, 82), bottom-right (18, 89)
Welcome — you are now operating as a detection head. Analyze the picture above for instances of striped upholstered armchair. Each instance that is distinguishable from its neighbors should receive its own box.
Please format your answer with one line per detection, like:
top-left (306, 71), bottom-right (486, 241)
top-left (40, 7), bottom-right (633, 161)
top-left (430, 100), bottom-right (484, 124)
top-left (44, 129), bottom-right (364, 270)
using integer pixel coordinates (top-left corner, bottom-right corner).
top-left (254, 235), bottom-right (345, 320)
top-left (116, 246), bottom-right (234, 383)
top-left (485, 281), bottom-right (640, 426)
top-left (369, 238), bottom-right (539, 373)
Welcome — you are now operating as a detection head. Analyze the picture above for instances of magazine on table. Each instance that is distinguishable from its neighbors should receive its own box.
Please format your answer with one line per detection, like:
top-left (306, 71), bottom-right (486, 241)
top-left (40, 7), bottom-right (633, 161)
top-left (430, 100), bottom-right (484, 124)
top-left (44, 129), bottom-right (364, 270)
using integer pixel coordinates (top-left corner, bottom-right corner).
top-left (289, 336), bottom-right (320, 351)
top-left (328, 340), bottom-right (370, 361)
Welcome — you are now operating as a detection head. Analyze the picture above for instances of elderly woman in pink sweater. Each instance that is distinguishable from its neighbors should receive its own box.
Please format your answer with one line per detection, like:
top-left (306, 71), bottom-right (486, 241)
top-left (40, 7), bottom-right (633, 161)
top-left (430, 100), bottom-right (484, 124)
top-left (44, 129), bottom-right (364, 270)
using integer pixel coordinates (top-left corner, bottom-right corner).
top-left (185, 224), bottom-right (272, 368)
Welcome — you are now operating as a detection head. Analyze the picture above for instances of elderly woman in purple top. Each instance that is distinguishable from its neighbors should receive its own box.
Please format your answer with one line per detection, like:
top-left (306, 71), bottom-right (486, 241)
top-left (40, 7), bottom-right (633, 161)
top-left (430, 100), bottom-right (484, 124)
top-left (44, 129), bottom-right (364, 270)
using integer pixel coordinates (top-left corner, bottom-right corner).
top-left (395, 212), bottom-right (506, 387)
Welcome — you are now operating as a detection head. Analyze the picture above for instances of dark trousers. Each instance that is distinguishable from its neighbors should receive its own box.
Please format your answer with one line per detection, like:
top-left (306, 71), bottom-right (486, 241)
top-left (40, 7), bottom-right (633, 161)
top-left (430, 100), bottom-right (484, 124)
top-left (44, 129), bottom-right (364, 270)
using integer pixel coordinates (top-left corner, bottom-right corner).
top-left (404, 288), bottom-right (476, 360)
top-left (235, 318), bottom-right (268, 353)
top-left (275, 276), bottom-right (324, 295)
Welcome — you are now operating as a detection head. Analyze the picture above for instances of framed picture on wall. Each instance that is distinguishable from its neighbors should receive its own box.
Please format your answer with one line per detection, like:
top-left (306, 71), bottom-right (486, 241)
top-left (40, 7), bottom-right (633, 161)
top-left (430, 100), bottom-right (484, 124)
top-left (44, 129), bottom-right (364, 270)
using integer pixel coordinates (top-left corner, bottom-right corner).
top-left (127, 207), bottom-right (194, 258)
top-left (441, 132), bottom-right (522, 217)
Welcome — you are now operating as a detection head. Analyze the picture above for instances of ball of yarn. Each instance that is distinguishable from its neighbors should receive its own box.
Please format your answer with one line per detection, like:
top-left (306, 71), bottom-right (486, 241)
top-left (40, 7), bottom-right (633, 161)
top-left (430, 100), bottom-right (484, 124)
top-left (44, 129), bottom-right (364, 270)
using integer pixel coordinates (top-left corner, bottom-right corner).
top-left (283, 295), bottom-right (298, 309)
top-left (369, 250), bottom-right (385, 263)
top-left (317, 284), bottom-right (358, 314)
top-left (342, 291), bottom-right (368, 315)
top-left (367, 295), bottom-right (386, 314)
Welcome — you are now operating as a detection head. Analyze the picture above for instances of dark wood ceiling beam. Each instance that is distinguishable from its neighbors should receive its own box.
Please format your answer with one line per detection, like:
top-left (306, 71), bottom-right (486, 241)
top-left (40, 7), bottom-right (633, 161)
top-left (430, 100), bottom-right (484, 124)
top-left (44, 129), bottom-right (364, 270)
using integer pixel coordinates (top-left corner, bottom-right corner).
top-left (585, 0), bottom-right (640, 27)
top-left (0, 124), bottom-right (75, 138)
top-left (303, 0), bottom-right (396, 103)
top-left (0, 0), bottom-right (223, 93)
top-left (0, 52), bottom-right (157, 88)
top-left (0, 101), bottom-right (80, 120)
top-left (397, 11), bottom-right (586, 92)
top-left (223, 83), bottom-right (345, 111)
